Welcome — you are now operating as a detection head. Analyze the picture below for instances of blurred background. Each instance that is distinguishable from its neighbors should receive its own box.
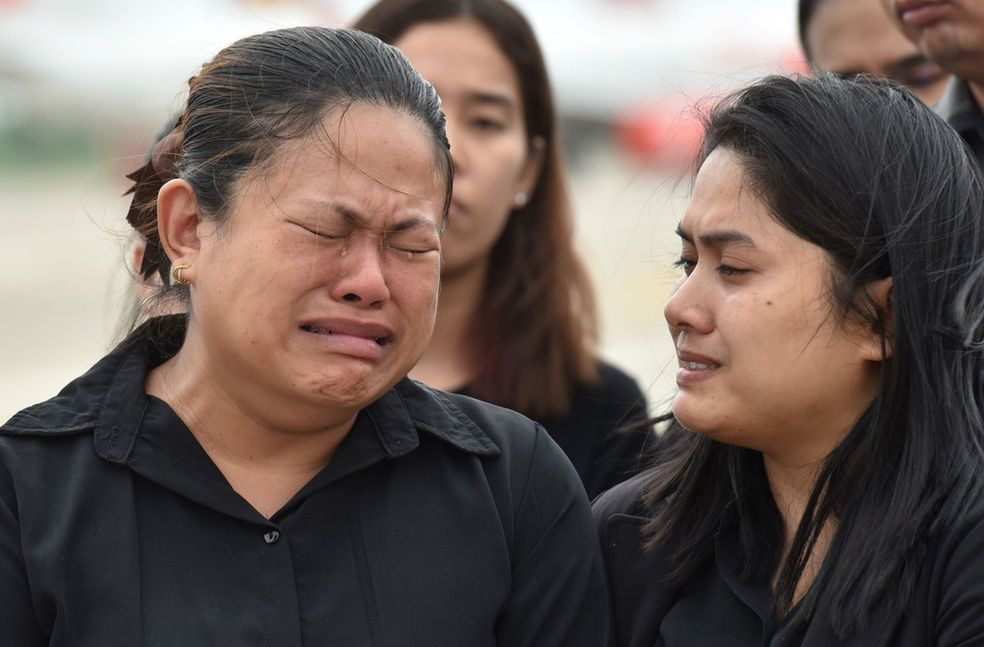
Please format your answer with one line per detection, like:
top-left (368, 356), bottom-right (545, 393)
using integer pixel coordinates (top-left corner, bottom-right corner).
top-left (0, 0), bottom-right (803, 421)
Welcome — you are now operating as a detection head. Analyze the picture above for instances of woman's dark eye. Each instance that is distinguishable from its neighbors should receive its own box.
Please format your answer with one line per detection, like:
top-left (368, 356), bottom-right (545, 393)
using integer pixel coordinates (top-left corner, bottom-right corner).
top-left (472, 117), bottom-right (505, 132)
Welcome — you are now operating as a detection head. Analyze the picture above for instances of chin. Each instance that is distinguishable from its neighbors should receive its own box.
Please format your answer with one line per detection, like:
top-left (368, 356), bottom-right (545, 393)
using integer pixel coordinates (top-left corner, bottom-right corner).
top-left (294, 367), bottom-right (391, 410)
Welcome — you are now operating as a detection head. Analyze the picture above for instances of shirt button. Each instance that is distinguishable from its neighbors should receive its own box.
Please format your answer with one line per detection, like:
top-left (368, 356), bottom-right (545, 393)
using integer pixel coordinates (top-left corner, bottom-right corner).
top-left (263, 530), bottom-right (280, 545)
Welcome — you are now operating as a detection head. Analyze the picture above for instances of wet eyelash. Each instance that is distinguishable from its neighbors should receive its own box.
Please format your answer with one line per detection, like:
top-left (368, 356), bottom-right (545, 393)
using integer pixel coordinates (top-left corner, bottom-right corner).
top-left (716, 264), bottom-right (747, 276)
top-left (673, 258), bottom-right (696, 274)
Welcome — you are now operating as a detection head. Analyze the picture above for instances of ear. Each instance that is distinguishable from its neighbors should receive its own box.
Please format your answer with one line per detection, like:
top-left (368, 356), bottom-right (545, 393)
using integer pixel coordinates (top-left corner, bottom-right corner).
top-left (156, 179), bottom-right (203, 283)
top-left (512, 135), bottom-right (546, 209)
top-left (857, 277), bottom-right (894, 362)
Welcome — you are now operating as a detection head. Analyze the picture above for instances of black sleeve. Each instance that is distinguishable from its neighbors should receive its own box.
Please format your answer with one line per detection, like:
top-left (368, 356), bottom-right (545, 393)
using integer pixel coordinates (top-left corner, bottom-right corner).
top-left (0, 448), bottom-right (47, 646)
top-left (495, 424), bottom-right (611, 647)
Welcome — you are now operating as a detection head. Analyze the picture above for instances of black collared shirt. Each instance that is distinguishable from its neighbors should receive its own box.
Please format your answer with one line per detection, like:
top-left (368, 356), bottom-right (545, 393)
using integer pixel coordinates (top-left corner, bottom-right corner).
top-left (594, 472), bottom-right (984, 647)
top-left (0, 317), bottom-right (609, 646)
top-left (936, 76), bottom-right (984, 170)
top-left (460, 362), bottom-right (651, 500)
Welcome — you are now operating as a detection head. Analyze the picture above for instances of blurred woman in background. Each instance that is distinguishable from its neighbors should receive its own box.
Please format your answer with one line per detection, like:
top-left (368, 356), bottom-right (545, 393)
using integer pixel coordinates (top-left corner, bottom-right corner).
top-left (595, 75), bottom-right (984, 646)
top-left (354, 0), bottom-right (651, 498)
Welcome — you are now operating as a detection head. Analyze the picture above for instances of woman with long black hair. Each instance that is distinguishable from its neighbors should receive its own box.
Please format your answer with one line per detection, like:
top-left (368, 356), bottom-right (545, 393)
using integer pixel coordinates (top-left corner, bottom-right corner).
top-left (353, 0), bottom-right (651, 498)
top-left (594, 74), bottom-right (984, 646)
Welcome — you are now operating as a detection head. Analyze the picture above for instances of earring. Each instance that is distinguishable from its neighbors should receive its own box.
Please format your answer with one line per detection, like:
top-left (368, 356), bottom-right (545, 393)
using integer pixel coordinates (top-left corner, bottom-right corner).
top-left (170, 263), bottom-right (191, 285)
top-left (513, 192), bottom-right (528, 207)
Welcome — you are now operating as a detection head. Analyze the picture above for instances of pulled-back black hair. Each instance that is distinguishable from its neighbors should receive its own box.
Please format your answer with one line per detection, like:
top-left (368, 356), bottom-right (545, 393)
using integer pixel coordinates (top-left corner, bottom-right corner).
top-left (125, 26), bottom-right (452, 295)
top-left (644, 74), bottom-right (984, 641)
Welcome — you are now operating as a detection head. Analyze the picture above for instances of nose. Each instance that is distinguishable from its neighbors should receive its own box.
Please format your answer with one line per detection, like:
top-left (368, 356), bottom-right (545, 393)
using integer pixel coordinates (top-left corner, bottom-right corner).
top-left (664, 273), bottom-right (714, 336)
top-left (329, 238), bottom-right (390, 308)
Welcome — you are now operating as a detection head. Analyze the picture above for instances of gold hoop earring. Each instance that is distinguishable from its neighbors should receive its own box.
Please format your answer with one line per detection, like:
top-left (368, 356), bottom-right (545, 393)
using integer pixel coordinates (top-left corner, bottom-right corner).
top-left (170, 263), bottom-right (191, 285)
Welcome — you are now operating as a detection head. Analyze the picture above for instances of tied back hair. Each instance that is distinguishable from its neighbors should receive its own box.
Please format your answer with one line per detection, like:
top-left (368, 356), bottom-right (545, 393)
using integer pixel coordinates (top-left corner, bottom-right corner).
top-left (643, 74), bottom-right (984, 640)
top-left (124, 26), bottom-right (452, 302)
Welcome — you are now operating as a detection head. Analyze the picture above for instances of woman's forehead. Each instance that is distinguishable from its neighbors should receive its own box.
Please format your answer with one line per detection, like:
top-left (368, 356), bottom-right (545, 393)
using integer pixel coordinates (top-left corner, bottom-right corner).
top-left (236, 104), bottom-right (446, 222)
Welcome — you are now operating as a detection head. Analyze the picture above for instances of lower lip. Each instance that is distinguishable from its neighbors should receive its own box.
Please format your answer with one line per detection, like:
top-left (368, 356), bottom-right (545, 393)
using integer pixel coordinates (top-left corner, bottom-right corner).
top-left (901, 2), bottom-right (951, 27)
top-left (676, 364), bottom-right (719, 387)
top-left (300, 328), bottom-right (388, 360)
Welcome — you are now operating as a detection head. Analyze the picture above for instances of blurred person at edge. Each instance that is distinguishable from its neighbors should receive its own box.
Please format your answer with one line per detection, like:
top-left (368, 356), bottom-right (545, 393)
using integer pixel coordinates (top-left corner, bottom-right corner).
top-left (799, 0), bottom-right (949, 104)
top-left (594, 75), bottom-right (984, 646)
top-left (0, 26), bottom-right (609, 646)
top-left (353, 0), bottom-right (652, 499)
top-left (882, 0), bottom-right (984, 166)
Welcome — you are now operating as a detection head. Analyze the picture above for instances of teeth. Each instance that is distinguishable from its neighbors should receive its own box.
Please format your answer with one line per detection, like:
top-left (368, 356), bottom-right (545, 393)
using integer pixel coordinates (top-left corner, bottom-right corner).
top-left (304, 325), bottom-right (389, 346)
top-left (302, 325), bottom-right (333, 334)
top-left (685, 361), bottom-right (711, 370)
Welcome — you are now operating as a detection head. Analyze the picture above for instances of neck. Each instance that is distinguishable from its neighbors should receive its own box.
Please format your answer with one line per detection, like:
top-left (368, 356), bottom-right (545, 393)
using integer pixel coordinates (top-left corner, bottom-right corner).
top-left (410, 258), bottom-right (490, 391)
top-left (763, 454), bottom-right (823, 541)
top-left (763, 451), bottom-right (835, 604)
top-left (146, 324), bottom-right (357, 476)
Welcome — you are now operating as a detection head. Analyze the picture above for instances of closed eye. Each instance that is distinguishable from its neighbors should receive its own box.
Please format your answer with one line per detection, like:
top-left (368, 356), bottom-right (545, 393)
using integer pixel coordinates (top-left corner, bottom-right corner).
top-left (673, 257), bottom-right (696, 276)
top-left (717, 264), bottom-right (747, 276)
top-left (387, 243), bottom-right (438, 260)
top-left (292, 221), bottom-right (345, 240)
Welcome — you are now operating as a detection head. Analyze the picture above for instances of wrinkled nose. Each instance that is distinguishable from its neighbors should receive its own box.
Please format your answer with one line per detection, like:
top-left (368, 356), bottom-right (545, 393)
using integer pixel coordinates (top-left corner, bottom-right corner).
top-left (330, 240), bottom-right (390, 308)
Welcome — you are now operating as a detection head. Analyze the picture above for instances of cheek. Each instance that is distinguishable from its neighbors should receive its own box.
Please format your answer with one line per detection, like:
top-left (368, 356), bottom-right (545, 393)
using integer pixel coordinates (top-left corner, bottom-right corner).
top-left (482, 141), bottom-right (529, 195)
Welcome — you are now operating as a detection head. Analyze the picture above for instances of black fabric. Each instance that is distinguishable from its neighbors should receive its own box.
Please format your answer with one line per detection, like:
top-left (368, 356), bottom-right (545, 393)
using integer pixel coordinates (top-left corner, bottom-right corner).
top-left (593, 472), bottom-right (984, 647)
top-left (936, 77), bottom-right (984, 171)
top-left (0, 317), bottom-right (609, 647)
top-left (459, 362), bottom-right (651, 499)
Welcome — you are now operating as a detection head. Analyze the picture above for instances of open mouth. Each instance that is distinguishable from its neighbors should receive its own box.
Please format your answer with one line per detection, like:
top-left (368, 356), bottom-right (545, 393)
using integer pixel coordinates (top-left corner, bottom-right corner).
top-left (681, 361), bottom-right (716, 370)
top-left (300, 324), bottom-right (391, 347)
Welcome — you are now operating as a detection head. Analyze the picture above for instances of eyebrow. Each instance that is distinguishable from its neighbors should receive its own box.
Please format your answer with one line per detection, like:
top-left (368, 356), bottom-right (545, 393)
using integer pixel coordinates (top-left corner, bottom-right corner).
top-left (327, 202), bottom-right (439, 234)
top-left (675, 223), bottom-right (757, 248)
top-left (466, 90), bottom-right (515, 112)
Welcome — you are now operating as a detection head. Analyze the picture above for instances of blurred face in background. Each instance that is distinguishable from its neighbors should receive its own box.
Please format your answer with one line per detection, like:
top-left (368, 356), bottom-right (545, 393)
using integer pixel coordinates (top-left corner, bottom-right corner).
top-left (807, 0), bottom-right (949, 104)
top-left (881, 0), bottom-right (984, 79)
top-left (394, 18), bottom-right (543, 279)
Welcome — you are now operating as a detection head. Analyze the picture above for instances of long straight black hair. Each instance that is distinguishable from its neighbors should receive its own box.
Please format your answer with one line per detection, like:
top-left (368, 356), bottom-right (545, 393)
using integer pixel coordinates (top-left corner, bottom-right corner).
top-left (644, 74), bottom-right (984, 640)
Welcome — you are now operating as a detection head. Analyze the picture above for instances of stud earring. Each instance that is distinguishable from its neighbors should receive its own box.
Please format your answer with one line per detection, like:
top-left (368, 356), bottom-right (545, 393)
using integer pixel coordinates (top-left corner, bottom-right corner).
top-left (514, 192), bottom-right (528, 207)
top-left (170, 263), bottom-right (191, 285)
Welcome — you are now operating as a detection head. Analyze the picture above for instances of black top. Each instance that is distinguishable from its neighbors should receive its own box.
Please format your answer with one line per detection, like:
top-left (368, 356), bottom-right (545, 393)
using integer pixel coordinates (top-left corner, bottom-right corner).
top-left (460, 363), bottom-right (651, 499)
top-left (0, 317), bottom-right (609, 647)
top-left (593, 472), bottom-right (984, 647)
top-left (936, 76), bottom-right (984, 170)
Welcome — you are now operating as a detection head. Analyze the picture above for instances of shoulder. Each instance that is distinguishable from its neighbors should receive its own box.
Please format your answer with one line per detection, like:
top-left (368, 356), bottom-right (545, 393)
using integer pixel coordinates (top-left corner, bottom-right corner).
top-left (592, 470), bottom-right (679, 645)
top-left (396, 378), bottom-right (577, 475)
top-left (919, 497), bottom-right (984, 645)
top-left (592, 469), bottom-right (651, 520)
